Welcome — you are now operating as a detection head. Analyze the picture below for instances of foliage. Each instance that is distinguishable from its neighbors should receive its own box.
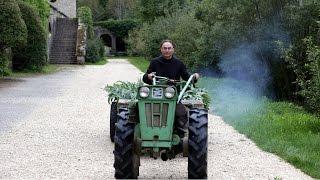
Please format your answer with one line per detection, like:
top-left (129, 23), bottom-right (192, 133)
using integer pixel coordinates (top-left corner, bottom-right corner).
top-left (0, 0), bottom-right (27, 76)
top-left (126, 0), bottom-right (320, 114)
top-left (126, 10), bottom-right (203, 69)
top-left (85, 37), bottom-right (105, 63)
top-left (77, 0), bottom-right (108, 21)
top-left (0, 0), bottom-right (27, 49)
top-left (77, 6), bottom-right (94, 39)
top-left (22, 0), bottom-right (50, 30)
top-left (106, 0), bottom-right (136, 20)
top-left (200, 76), bottom-right (320, 178)
top-left (0, 50), bottom-right (10, 76)
top-left (94, 19), bottom-right (139, 39)
top-left (105, 80), bottom-right (143, 104)
top-left (281, 37), bottom-right (320, 113)
top-left (105, 78), bottom-right (210, 108)
top-left (12, 1), bottom-right (47, 71)
top-left (182, 86), bottom-right (211, 109)
top-left (125, 56), bottom-right (149, 72)
top-left (136, 0), bottom-right (186, 22)
top-left (232, 100), bottom-right (320, 178)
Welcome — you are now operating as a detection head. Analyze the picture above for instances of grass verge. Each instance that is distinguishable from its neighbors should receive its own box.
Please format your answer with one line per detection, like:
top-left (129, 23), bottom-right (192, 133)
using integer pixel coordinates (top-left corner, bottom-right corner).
top-left (85, 57), bottom-right (108, 65)
top-left (123, 56), bottom-right (149, 72)
top-left (199, 77), bottom-right (320, 178)
top-left (9, 64), bottom-right (60, 77)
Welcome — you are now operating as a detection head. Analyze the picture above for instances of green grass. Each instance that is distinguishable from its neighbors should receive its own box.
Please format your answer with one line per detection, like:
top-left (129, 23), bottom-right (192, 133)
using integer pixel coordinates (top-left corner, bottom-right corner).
top-left (125, 56), bottom-right (149, 72)
top-left (198, 77), bottom-right (320, 178)
top-left (9, 64), bottom-right (60, 77)
top-left (85, 57), bottom-right (108, 65)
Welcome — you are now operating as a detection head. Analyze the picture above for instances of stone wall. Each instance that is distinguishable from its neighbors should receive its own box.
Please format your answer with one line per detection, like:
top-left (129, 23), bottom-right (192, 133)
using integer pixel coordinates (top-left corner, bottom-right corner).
top-left (48, 0), bottom-right (76, 18)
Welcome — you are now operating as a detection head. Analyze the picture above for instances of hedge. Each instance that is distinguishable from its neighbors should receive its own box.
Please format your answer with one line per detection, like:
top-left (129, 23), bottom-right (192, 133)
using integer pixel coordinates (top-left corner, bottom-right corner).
top-left (0, 0), bottom-right (27, 49)
top-left (22, 0), bottom-right (50, 31)
top-left (0, 0), bottom-right (27, 75)
top-left (12, 1), bottom-right (47, 71)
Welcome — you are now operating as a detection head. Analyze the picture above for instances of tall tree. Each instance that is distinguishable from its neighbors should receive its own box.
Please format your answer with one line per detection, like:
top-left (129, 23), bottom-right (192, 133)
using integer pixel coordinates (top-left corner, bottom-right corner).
top-left (106, 0), bottom-right (136, 19)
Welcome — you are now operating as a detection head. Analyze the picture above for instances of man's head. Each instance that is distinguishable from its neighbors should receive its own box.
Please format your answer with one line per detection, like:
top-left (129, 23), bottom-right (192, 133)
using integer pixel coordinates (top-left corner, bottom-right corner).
top-left (160, 40), bottom-right (175, 60)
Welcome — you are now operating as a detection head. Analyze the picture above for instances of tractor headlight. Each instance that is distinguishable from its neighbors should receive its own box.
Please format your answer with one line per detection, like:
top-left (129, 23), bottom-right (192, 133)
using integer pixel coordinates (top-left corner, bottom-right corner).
top-left (139, 87), bottom-right (150, 98)
top-left (165, 87), bottom-right (175, 98)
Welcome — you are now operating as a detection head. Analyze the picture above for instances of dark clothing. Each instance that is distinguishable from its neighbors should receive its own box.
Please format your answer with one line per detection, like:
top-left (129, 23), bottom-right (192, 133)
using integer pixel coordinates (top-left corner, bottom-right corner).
top-left (142, 55), bottom-right (191, 85)
top-left (143, 55), bottom-right (190, 140)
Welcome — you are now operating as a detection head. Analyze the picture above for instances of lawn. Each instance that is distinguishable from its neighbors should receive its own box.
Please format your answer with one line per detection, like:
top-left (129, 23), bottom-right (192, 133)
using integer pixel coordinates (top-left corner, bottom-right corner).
top-left (8, 64), bottom-right (60, 77)
top-left (125, 56), bottom-right (149, 72)
top-left (198, 77), bottom-right (320, 178)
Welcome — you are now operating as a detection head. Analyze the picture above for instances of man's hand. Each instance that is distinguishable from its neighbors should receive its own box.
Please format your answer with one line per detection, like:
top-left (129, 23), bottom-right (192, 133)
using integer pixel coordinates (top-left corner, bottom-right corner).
top-left (193, 73), bottom-right (200, 81)
top-left (147, 72), bottom-right (156, 80)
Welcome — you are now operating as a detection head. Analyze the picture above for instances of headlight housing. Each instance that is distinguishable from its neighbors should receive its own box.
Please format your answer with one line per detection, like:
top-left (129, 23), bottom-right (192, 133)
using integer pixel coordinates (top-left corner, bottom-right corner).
top-left (165, 87), bottom-right (175, 98)
top-left (139, 87), bottom-right (150, 98)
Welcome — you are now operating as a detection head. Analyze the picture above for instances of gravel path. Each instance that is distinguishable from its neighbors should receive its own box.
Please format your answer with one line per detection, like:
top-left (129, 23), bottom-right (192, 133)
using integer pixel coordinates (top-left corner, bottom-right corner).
top-left (0, 59), bottom-right (312, 179)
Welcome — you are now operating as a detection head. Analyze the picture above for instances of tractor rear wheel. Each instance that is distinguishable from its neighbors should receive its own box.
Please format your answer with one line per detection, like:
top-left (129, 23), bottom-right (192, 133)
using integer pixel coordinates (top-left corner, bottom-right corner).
top-left (110, 101), bottom-right (117, 142)
top-left (113, 107), bottom-right (139, 179)
top-left (188, 108), bottom-right (208, 179)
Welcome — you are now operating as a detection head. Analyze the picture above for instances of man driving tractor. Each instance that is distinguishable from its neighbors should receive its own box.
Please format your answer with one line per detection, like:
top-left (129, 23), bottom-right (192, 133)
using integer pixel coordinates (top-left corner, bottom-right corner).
top-left (142, 39), bottom-right (200, 144)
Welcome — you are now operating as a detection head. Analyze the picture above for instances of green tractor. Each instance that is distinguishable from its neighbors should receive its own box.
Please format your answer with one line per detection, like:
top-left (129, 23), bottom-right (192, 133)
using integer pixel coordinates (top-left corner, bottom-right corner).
top-left (109, 74), bottom-right (208, 179)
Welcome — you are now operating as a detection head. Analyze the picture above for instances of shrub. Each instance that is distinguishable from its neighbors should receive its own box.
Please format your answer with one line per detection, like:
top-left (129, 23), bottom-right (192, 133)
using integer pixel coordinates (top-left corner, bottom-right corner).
top-left (12, 1), bottom-right (47, 71)
top-left (283, 37), bottom-right (320, 113)
top-left (0, 50), bottom-right (10, 76)
top-left (77, 6), bottom-right (94, 39)
top-left (0, 0), bottom-right (27, 75)
top-left (85, 38), bottom-right (105, 63)
top-left (22, 0), bottom-right (50, 31)
top-left (0, 0), bottom-right (27, 49)
top-left (126, 10), bottom-right (204, 69)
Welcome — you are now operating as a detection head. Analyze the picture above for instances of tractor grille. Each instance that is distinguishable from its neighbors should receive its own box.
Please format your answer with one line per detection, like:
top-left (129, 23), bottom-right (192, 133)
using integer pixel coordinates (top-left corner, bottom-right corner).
top-left (145, 103), bottom-right (168, 127)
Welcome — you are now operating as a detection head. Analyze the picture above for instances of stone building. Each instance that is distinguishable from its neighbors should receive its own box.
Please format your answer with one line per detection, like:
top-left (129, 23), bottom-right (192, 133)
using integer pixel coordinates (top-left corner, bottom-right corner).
top-left (48, 0), bottom-right (85, 64)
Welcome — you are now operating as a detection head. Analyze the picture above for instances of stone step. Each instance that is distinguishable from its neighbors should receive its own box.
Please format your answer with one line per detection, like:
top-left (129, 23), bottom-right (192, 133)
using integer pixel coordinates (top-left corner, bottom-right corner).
top-left (49, 17), bottom-right (78, 64)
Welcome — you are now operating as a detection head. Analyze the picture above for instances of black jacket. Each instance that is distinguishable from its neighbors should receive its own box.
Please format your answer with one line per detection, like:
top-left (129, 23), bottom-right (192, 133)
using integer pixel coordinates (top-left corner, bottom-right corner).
top-left (142, 55), bottom-right (191, 85)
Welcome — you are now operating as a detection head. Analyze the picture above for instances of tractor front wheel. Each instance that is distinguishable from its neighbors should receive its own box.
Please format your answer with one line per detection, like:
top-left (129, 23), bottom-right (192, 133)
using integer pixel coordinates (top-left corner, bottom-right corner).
top-left (113, 107), bottom-right (139, 179)
top-left (188, 108), bottom-right (208, 179)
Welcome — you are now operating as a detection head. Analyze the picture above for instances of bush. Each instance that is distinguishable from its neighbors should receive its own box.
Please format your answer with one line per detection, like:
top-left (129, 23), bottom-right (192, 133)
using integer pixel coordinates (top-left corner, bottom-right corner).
top-left (0, 0), bottom-right (27, 49)
top-left (0, 50), bottom-right (10, 76)
top-left (126, 10), bottom-right (203, 69)
top-left (22, 0), bottom-right (50, 31)
top-left (283, 37), bottom-right (320, 113)
top-left (85, 38), bottom-right (105, 63)
top-left (12, 1), bottom-right (47, 71)
top-left (0, 0), bottom-right (27, 75)
top-left (77, 6), bottom-right (94, 39)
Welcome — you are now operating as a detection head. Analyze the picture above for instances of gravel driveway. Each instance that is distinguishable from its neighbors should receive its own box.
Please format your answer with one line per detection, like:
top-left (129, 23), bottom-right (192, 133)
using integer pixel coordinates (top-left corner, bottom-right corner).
top-left (0, 59), bottom-right (311, 179)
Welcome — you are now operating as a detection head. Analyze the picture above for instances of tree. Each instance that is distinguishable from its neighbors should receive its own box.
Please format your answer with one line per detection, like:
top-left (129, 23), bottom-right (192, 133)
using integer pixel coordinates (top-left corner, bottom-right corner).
top-left (78, 0), bottom-right (108, 21)
top-left (22, 0), bottom-right (50, 30)
top-left (106, 0), bottom-right (136, 19)
top-left (136, 0), bottom-right (186, 22)
top-left (0, 0), bottom-right (27, 75)
top-left (12, 1), bottom-right (47, 71)
top-left (0, 0), bottom-right (27, 50)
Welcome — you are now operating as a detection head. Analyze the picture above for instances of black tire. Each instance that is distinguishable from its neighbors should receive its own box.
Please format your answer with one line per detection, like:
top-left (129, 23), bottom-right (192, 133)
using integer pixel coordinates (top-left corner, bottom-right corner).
top-left (113, 108), bottom-right (139, 179)
top-left (110, 101), bottom-right (117, 142)
top-left (188, 108), bottom-right (208, 179)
